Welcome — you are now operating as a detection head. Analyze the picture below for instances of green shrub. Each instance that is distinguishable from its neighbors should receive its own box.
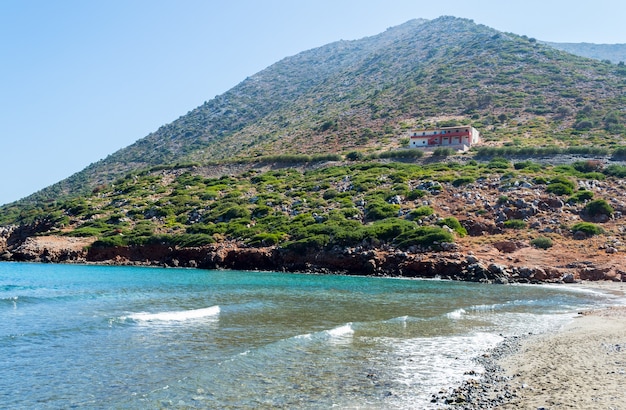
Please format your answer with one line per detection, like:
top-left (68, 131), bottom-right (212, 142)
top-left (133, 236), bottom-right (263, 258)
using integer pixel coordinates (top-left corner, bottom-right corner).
top-left (91, 235), bottom-right (126, 247)
top-left (341, 208), bottom-right (360, 218)
top-left (410, 206), bottom-right (434, 219)
top-left (365, 219), bottom-right (416, 242)
top-left (376, 150), bottom-right (424, 159)
top-left (584, 199), bottom-right (614, 218)
top-left (365, 201), bottom-right (400, 221)
top-left (432, 147), bottom-right (455, 157)
top-left (248, 232), bottom-right (285, 246)
top-left (545, 183), bottom-right (574, 196)
top-left (322, 189), bottom-right (339, 200)
top-left (531, 236), bottom-right (553, 249)
top-left (514, 161), bottom-right (542, 171)
top-left (406, 189), bottom-right (427, 200)
top-left (573, 160), bottom-right (603, 173)
top-left (604, 164), bottom-right (626, 178)
top-left (452, 176), bottom-right (475, 187)
top-left (571, 222), bottom-right (603, 236)
top-left (164, 234), bottom-right (216, 247)
top-left (67, 226), bottom-right (108, 237)
top-left (549, 176), bottom-right (575, 189)
top-left (394, 226), bottom-right (455, 250)
top-left (580, 172), bottom-right (605, 181)
top-left (218, 205), bottom-right (251, 222)
top-left (66, 220), bottom-right (113, 237)
top-left (346, 151), bottom-right (364, 161)
top-left (611, 147), bottom-right (626, 160)
top-left (487, 157), bottom-right (511, 169)
top-left (252, 205), bottom-right (272, 218)
top-left (568, 190), bottom-right (594, 204)
top-left (436, 217), bottom-right (467, 236)
top-left (503, 219), bottom-right (527, 229)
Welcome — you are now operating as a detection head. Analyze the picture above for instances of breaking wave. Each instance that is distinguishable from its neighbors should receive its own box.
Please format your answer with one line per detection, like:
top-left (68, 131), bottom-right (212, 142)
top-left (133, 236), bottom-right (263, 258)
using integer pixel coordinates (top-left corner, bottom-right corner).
top-left (123, 305), bottom-right (220, 322)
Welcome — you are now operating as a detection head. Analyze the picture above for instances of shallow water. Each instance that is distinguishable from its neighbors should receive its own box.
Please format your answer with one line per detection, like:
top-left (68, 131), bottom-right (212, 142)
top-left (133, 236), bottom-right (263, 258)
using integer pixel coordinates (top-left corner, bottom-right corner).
top-left (0, 262), bottom-right (616, 409)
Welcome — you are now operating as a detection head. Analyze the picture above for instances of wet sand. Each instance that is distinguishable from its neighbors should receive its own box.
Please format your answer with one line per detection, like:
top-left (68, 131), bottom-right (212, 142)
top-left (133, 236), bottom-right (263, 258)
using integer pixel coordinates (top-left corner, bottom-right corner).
top-left (497, 281), bottom-right (626, 409)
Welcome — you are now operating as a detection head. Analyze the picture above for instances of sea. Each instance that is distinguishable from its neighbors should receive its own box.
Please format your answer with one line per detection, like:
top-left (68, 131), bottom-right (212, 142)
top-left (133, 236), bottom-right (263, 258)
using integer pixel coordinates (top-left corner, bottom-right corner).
top-left (0, 262), bottom-right (620, 409)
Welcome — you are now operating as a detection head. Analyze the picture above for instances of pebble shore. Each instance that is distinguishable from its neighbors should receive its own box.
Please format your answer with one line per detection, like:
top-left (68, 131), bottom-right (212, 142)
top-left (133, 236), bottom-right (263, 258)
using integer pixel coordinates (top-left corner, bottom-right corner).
top-left (435, 282), bottom-right (626, 409)
top-left (433, 334), bottom-right (527, 408)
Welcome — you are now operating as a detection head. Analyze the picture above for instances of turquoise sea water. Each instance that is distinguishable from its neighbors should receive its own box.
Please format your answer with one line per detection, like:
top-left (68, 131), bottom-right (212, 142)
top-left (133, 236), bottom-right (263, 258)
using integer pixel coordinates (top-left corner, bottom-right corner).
top-left (0, 262), bottom-right (618, 409)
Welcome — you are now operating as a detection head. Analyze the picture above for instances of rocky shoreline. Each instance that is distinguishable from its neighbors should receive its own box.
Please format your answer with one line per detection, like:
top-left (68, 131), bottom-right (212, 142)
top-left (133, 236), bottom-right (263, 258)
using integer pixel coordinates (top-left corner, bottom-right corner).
top-left (1, 233), bottom-right (625, 284)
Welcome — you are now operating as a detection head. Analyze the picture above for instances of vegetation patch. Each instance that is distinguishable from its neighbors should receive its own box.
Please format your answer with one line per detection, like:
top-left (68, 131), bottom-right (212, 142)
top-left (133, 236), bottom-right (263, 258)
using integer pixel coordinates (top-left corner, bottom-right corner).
top-left (503, 219), bottom-right (527, 229)
top-left (530, 236), bottom-right (553, 249)
top-left (584, 199), bottom-right (614, 218)
top-left (436, 217), bottom-right (467, 236)
top-left (567, 190), bottom-right (594, 204)
top-left (571, 222), bottom-right (603, 237)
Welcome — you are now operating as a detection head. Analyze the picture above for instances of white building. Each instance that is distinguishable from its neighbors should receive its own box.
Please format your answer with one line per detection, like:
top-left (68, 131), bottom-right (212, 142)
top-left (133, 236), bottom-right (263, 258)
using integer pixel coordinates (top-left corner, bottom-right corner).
top-left (409, 126), bottom-right (481, 151)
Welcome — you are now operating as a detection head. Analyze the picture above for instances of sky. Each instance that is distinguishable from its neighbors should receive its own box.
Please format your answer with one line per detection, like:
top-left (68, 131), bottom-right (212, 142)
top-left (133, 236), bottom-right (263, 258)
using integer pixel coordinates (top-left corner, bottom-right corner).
top-left (1, 0), bottom-right (625, 206)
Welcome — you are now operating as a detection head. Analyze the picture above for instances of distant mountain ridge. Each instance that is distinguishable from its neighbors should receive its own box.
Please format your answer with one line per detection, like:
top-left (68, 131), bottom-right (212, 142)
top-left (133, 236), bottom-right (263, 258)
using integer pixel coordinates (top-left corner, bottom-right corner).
top-left (11, 16), bottom-right (626, 205)
top-left (545, 42), bottom-right (626, 64)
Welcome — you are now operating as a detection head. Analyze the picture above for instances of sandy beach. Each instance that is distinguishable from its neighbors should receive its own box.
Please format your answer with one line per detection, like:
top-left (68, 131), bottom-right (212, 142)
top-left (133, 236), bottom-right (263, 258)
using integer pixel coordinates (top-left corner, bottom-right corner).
top-left (496, 281), bottom-right (626, 409)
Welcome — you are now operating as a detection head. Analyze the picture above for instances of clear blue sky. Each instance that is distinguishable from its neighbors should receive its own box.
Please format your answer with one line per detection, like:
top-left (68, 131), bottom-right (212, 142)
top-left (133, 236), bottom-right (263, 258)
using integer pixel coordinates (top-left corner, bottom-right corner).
top-left (1, 0), bottom-right (624, 205)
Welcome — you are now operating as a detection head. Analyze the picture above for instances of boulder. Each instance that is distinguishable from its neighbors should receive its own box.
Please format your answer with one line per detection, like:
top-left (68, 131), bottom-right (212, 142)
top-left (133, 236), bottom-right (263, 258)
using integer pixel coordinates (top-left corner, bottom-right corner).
top-left (493, 240), bottom-right (527, 253)
top-left (579, 267), bottom-right (610, 281)
top-left (463, 219), bottom-right (500, 236)
top-left (538, 197), bottom-right (564, 211)
top-left (573, 231), bottom-right (588, 240)
top-left (531, 268), bottom-right (547, 281)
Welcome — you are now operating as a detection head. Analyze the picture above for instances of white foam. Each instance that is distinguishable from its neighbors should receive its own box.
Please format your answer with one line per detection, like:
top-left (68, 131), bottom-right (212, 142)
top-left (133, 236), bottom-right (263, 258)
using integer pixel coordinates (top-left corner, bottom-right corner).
top-left (378, 331), bottom-right (504, 408)
top-left (325, 323), bottom-right (354, 338)
top-left (446, 308), bottom-right (466, 319)
top-left (469, 303), bottom-right (499, 312)
top-left (286, 323), bottom-right (354, 345)
top-left (125, 305), bottom-right (220, 322)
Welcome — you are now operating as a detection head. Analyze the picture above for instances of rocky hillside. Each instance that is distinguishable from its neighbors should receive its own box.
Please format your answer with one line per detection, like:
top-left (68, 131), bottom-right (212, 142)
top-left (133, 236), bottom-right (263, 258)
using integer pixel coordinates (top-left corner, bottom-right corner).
top-left (2, 156), bottom-right (626, 282)
top-left (15, 16), bottom-right (626, 204)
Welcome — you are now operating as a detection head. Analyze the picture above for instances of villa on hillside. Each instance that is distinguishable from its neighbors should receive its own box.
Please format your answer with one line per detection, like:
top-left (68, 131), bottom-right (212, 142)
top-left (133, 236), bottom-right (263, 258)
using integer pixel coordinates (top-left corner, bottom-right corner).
top-left (408, 126), bottom-right (481, 151)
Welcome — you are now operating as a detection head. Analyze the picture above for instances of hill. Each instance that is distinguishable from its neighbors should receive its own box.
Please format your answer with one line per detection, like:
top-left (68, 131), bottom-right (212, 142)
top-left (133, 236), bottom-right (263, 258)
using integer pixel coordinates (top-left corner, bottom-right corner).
top-left (545, 42), bottom-right (626, 64)
top-left (1, 16), bottom-right (626, 282)
top-left (16, 16), bottom-right (626, 204)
